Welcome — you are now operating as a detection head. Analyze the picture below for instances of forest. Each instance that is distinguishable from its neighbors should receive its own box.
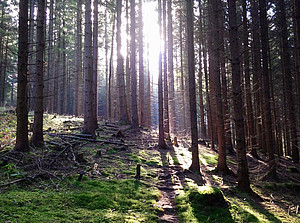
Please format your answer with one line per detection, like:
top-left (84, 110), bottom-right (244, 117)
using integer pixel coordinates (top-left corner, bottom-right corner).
top-left (0, 0), bottom-right (299, 222)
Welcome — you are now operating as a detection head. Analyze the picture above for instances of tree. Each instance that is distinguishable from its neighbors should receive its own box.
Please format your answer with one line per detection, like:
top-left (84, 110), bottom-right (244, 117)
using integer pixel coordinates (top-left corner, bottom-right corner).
top-left (163, 0), bottom-right (170, 137)
top-left (130, 0), bottom-right (139, 128)
top-left (31, 0), bottom-right (46, 146)
top-left (243, 0), bottom-right (257, 158)
top-left (186, 0), bottom-right (200, 173)
top-left (158, 0), bottom-right (167, 148)
top-left (117, 0), bottom-right (130, 123)
top-left (74, 0), bottom-right (83, 116)
top-left (93, 0), bottom-right (98, 129)
top-left (228, 0), bottom-right (251, 193)
top-left (14, 0), bottom-right (29, 152)
top-left (138, 0), bottom-right (145, 126)
top-left (47, 0), bottom-right (54, 114)
top-left (259, 0), bottom-right (276, 173)
top-left (168, 0), bottom-right (175, 134)
top-left (277, 0), bottom-right (299, 163)
top-left (83, 0), bottom-right (96, 136)
top-left (208, 0), bottom-right (229, 173)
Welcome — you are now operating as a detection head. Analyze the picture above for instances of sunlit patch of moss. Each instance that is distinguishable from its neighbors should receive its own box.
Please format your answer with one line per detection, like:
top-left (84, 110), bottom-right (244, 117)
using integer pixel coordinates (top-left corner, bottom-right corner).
top-left (199, 152), bottom-right (218, 166)
top-left (0, 179), bottom-right (161, 222)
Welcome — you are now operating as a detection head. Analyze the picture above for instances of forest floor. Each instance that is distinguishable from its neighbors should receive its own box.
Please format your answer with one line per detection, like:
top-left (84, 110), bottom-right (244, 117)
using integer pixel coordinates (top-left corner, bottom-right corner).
top-left (0, 110), bottom-right (300, 222)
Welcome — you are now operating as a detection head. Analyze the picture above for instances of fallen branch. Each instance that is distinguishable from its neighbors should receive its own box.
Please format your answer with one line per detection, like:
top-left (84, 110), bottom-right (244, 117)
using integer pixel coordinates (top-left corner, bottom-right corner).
top-left (47, 133), bottom-right (125, 145)
top-left (0, 178), bottom-right (26, 187)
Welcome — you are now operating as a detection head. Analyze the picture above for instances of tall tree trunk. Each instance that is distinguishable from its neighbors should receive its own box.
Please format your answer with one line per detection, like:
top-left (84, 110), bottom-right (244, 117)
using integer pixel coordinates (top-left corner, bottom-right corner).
top-left (126, 0), bottom-right (131, 119)
top-left (74, 0), bottom-right (82, 116)
top-left (163, 0), bottom-right (170, 137)
top-left (83, 0), bottom-right (95, 136)
top-left (168, 0), bottom-right (175, 134)
top-left (93, 0), bottom-right (99, 128)
top-left (198, 0), bottom-right (206, 139)
top-left (14, 0), bottom-right (29, 152)
top-left (130, 0), bottom-right (139, 128)
top-left (259, 0), bottom-right (276, 173)
top-left (31, 0), bottom-right (46, 146)
top-left (186, 0), bottom-right (200, 173)
top-left (278, 0), bottom-right (299, 163)
top-left (62, 22), bottom-right (67, 114)
top-left (117, 0), bottom-right (130, 123)
top-left (208, 0), bottom-right (229, 173)
top-left (219, 0), bottom-right (233, 152)
top-left (47, 0), bottom-right (54, 114)
top-left (108, 14), bottom-right (115, 120)
top-left (243, 0), bottom-right (258, 158)
top-left (228, 0), bottom-right (251, 193)
top-left (250, 0), bottom-right (263, 152)
top-left (158, 0), bottom-right (167, 148)
top-left (146, 42), bottom-right (151, 128)
top-left (138, 0), bottom-right (145, 126)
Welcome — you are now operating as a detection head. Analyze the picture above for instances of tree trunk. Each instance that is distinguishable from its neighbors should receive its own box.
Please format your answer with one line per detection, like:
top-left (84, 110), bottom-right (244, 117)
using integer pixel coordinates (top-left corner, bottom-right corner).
top-left (168, 0), bottom-right (175, 134)
top-left (131, 0), bottom-right (139, 128)
top-left (126, 0), bottom-right (131, 119)
top-left (117, 0), bottom-right (130, 124)
top-left (93, 0), bottom-right (98, 128)
top-left (259, 0), bottom-right (276, 173)
top-left (31, 0), bottom-right (46, 146)
top-left (198, 0), bottom-right (206, 139)
top-left (47, 0), bottom-right (54, 114)
top-left (243, 0), bottom-right (258, 158)
top-left (14, 0), bottom-right (29, 152)
top-left (158, 0), bottom-right (167, 148)
top-left (108, 14), bottom-right (115, 120)
top-left (186, 0), bottom-right (200, 173)
top-left (278, 0), bottom-right (299, 163)
top-left (83, 0), bottom-right (95, 136)
top-left (74, 0), bottom-right (82, 116)
top-left (208, 0), bottom-right (229, 173)
top-left (179, 10), bottom-right (186, 133)
top-left (228, 0), bottom-right (251, 193)
top-left (163, 0), bottom-right (170, 138)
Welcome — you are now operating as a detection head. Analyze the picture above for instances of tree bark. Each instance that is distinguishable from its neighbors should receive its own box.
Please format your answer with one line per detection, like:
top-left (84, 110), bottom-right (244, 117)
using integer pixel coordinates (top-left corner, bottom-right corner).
top-left (83, 0), bottom-right (95, 136)
top-left (15, 0), bottom-right (29, 152)
top-left (31, 0), bottom-right (46, 146)
top-left (186, 0), bottom-right (200, 173)
top-left (168, 0), bottom-right (175, 134)
top-left (130, 0), bottom-right (139, 128)
top-left (93, 0), bottom-right (99, 128)
top-left (158, 0), bottom-right (167, 148)
top-left (278, 0), bottom-right (299, 163)
top-left (208, 0), bottom-right (229, 173)
top-left (117, 0), bottom-right (130, 124)
top-left (228, 0), bottom-right (251, 193)
top-left (259, 0), bottom-right (276, 173)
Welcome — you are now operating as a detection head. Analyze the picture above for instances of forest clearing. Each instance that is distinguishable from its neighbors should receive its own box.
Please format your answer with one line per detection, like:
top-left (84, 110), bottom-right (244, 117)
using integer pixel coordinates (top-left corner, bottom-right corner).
top-left (0, 111), bottom-right (299, 222)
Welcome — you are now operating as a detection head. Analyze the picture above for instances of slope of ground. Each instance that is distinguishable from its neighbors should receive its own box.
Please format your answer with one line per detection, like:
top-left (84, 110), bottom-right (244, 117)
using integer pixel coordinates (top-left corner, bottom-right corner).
top-left (0, 112), bottom-right (299, 222)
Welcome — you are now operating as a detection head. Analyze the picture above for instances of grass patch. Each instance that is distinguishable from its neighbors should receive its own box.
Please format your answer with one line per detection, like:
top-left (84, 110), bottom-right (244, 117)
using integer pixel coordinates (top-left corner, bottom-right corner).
top-left (0, 179), bottom-right (161, 222)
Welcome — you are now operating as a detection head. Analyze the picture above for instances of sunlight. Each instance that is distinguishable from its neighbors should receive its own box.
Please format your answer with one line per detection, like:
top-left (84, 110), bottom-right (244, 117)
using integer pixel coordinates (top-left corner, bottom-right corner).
top-left (143, 1), bottom-right (160, 82)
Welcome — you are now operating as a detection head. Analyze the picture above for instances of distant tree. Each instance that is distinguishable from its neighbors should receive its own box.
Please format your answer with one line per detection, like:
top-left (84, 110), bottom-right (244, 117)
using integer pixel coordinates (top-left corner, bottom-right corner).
top-left (31, 0), bottom-right (46, 146)
top-left (208, 0), bottom-right (229, 173)
top-left (117, 0), bottom-right (129, 123)
top-left (47, 0), bottom-right (54, 113)
top-left (83, 0), bottom-right (96, 136)
top-left (138, 0), bottom-right (145, 126)
top-left (168, 0), bottom-right (175, 134)
top-left (14, 0), bottom-right (29, 152)
top-left (163, 0), bottom-right (170, 137)
top-left (259, 0), bottom-right (276, 173)
top-left (228, 0), bottom-right (251, 193)
top-left (186, 0), bottom-right (200, 173)
top-left (130, 0), bottom-right (139, 128)
top-left (74, 0), bottom-right (83, 116)
top-left (158, 0), bottom-right (167, 148)
top-left (93, 0), bottom-right (98, 129)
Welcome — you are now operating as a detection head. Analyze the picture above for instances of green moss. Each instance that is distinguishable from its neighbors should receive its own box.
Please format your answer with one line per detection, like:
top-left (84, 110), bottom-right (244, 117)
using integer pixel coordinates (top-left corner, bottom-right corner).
top-left (0, 179), bottom-right (161, 222)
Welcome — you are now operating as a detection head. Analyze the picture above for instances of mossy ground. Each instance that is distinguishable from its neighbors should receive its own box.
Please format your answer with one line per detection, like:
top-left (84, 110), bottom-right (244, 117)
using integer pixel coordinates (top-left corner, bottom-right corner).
top-left (1, 110), bottom-right (299, 222)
